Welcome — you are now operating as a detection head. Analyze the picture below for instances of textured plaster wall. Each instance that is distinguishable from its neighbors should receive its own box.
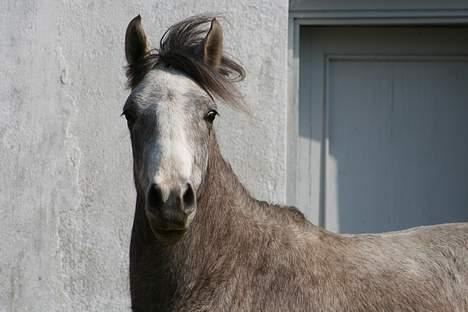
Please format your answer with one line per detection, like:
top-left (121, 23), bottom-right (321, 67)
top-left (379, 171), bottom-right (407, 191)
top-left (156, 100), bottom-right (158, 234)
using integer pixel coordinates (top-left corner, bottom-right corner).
top-left (0, 1), bottom-right (288, 311)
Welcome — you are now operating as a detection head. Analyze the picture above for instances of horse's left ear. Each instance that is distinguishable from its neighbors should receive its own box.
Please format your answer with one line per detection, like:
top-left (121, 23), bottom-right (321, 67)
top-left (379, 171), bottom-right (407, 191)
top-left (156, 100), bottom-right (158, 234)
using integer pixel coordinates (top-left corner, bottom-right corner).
top-left (125, 15), bottom-right (149, 65)
top-left (202, 18), bottom-right (223, 68)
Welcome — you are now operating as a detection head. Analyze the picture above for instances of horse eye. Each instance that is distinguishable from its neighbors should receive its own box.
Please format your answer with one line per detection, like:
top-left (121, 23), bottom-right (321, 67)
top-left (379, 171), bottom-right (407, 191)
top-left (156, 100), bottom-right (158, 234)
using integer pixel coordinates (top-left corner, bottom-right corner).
top-left (204, 110), bottom-right (218, 123)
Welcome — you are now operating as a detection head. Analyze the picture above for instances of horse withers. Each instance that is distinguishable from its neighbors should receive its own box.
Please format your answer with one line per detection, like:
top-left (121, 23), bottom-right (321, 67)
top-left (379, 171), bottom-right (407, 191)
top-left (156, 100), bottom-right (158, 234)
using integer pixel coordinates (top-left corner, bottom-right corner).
top-left (122, 15), bottom-right (468, 311)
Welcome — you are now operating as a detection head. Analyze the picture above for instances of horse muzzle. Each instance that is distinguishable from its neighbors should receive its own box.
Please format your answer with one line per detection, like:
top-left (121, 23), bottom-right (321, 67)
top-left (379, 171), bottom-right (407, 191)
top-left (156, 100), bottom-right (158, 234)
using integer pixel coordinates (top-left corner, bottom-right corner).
top-left (145, 181), bottom-right (196, 240)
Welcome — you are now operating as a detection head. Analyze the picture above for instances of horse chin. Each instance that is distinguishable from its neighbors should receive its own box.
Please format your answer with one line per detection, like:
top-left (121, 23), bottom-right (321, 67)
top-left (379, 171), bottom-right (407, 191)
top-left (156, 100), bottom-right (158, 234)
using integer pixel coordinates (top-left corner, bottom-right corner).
top-left (151, 226), bottom-right (188, 243)
top-left (147, 215), bottom-right (193, 243)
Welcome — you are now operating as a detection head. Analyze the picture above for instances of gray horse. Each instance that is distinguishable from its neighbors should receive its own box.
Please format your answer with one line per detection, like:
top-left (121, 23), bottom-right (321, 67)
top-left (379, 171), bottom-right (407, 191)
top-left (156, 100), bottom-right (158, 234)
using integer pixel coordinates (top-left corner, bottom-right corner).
top-left (123, 15), bottom-right (468, 312)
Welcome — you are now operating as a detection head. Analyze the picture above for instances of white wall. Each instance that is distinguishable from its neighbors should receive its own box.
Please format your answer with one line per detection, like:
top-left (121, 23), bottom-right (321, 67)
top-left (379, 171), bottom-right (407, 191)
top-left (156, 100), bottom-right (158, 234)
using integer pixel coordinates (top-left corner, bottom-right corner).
top-left (0, 1), bottom-right (288, 311)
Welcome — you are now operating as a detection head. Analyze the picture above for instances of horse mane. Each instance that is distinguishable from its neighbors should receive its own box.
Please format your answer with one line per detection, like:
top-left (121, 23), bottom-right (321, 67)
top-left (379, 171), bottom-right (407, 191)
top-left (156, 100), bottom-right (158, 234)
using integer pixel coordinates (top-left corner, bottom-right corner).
top-left (126, 15), bottom-right (246, 110)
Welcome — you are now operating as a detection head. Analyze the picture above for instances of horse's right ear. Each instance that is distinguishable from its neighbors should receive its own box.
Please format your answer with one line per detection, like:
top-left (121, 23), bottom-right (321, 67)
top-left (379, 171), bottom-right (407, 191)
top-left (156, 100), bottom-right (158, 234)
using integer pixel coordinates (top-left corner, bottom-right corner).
top-left (125, 15), bottom-right (149, 65)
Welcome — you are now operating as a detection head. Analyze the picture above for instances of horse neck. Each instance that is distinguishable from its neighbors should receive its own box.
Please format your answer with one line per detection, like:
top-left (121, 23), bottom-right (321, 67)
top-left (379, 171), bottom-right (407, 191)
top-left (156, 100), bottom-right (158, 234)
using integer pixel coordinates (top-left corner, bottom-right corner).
top-left (197, 133), bottom-right (253, 215)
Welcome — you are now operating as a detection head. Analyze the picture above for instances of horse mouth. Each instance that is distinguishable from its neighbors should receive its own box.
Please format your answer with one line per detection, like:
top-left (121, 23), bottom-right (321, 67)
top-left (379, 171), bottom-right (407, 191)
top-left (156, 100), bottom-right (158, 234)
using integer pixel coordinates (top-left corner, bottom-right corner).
top-left (149, 224), bottom-right (188, 242)
top-left (153, 227), bottom-right (187, 234)
top-left (148, 218), bottom-right (189, 234)
top-left (145, 209), bottom-right (192, 241)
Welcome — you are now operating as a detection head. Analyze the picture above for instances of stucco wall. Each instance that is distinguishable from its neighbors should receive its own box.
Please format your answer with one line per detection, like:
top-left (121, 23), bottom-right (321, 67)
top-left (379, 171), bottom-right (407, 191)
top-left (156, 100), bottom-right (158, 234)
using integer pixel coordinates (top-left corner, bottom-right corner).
top-left (0, 1), bottom-right (288, 311)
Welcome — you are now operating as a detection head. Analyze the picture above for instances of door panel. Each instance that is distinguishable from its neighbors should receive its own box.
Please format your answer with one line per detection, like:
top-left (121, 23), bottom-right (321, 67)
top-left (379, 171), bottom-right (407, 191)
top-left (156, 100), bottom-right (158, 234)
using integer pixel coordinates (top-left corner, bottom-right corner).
top-left (295, 27), bottom-right (468, 233)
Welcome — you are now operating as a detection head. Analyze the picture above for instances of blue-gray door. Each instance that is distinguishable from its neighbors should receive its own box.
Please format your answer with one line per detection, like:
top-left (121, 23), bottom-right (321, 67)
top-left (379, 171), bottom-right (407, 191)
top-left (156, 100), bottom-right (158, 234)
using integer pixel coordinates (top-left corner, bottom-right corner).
top-left (295, 27), bottom-right (468, 233)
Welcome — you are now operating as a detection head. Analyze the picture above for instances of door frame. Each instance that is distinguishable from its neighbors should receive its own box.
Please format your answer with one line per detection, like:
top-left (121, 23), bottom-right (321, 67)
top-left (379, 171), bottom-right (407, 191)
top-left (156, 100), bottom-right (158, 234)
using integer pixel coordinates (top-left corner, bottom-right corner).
top-left (286, 3), bottom-right (468, 224)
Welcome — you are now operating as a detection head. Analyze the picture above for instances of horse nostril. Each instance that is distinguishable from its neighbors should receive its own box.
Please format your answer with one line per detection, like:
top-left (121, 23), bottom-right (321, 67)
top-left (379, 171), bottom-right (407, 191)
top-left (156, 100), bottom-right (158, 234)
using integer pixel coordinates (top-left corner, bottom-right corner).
top-left (182, 183), bottom-right (195, 211)
top-left (148, 183), bottom-right (164, 210)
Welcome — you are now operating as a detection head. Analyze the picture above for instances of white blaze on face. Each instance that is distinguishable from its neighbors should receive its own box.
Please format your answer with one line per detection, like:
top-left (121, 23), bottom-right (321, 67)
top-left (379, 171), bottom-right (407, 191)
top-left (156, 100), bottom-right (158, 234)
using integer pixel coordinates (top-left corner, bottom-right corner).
top-left (152, 100), bottom-right (192, 186)
top-left (139, 70), bottom-right (198, 189)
